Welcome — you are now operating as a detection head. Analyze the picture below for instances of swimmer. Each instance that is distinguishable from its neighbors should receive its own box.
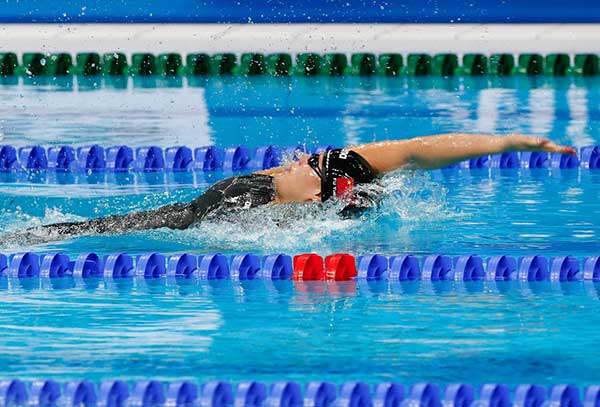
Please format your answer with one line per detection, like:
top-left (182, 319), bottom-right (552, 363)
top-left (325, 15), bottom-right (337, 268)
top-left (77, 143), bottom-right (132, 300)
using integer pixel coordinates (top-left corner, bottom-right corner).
top-left (32, 133), bottom-right (575, 239)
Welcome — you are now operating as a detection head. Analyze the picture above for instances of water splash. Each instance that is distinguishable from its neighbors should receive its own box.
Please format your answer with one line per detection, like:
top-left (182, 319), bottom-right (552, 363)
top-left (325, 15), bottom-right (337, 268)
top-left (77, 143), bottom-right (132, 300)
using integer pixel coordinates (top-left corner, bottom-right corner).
top-left (0, 171), bottom-right (458, 253)
top-left (162, 171), bottom-right (458, 253)
top-left (0, 206), bottom-right (88, 249)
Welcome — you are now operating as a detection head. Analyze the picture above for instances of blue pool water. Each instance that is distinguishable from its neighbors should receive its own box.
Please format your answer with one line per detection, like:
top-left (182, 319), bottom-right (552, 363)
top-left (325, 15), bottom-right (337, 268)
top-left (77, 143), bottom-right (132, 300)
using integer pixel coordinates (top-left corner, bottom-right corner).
top-left (0, 76), bottom-right (599, 385)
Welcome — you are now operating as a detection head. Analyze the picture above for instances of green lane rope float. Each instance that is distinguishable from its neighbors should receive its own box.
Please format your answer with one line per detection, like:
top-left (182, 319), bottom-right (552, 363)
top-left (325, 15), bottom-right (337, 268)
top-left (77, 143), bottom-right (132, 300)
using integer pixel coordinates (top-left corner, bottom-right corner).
top-left (572, 54), bottom-right (599, 76)
top-left (348, 53), bottom-right (377, 76)
top-left (2, 52), bottom-right (600, 78)
top-left (459, 54), bottom-right (488, 76)
top-left (186, 53), bottom-right (211, 75)
top-left (294, 53), bottom-right (321, 76)
top-left (377, 53), bottom-right (403, 76)
top-left (0, 52), bottom-right (18, 76)
top-left (102, 52), bottom-right (128, 75)
top-left (516, 53), bottom-right (544, 76)
top-left (211, 53), bottom-right (237, 75)
top-left (489, 53), bottom-right (515, 76)
top-left (157, 53), bottom-right (184, 76)
top-left (130, 53), bottom-right (156, 76)
top-left (236, 53), bottom-right (267, 76)
top-left (545, 53), bottom-right (570, 76)
top-left (266, 53), bottom-right (292, 76)
top-left (321, 53), bottom-right (348, 76)
top-left (75, 53), bottom-right (102, 76)
top-left (405, 54), bottom-right (431, 76)
top-left (431, 53), bottom-right (459, 76)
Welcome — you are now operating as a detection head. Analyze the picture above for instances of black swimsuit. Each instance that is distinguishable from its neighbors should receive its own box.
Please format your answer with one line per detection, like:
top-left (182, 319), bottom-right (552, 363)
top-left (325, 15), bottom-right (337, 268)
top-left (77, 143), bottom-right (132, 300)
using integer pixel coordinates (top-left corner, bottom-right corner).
top-left (42, 174), bottom-right (276, 236)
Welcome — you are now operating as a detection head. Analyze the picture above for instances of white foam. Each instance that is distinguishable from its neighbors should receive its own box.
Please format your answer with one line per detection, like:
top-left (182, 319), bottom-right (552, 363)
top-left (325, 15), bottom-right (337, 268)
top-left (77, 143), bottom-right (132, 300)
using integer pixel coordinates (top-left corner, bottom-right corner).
top-left (0, 171), bottom-right (460, 252)
top-left (162, 171), bottom-right (458, 252)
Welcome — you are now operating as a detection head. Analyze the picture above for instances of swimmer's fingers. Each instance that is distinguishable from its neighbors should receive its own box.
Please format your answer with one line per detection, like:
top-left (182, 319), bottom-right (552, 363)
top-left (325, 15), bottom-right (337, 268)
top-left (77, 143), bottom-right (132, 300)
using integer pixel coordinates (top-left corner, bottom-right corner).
top-left (509, 135), bottom-right (576, 155)
top-left (536, 138), bottom-right (577, 155)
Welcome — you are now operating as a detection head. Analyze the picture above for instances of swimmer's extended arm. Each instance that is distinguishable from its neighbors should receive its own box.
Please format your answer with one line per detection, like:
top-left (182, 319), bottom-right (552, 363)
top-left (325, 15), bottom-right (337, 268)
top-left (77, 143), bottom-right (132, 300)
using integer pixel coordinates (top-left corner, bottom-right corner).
top-left (3, 202), bottom-right (198, 246)
top-left (351, 134), bottom-right (576, 173)
top-left (34, 176), bottom-right (234, 239)
top-left (39, 202), bottom-right (197, 237)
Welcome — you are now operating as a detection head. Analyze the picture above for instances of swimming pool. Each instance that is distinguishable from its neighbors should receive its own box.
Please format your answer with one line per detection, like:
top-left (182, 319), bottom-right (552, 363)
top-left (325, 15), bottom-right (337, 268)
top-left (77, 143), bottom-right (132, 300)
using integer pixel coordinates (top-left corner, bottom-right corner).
top-left (0, 76), bottom-right (599, 387)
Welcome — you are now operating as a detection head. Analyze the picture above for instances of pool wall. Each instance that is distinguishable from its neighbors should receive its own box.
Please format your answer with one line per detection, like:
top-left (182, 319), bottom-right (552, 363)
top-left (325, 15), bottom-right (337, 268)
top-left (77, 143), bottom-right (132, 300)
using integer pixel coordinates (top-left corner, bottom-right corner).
top-left (1, 0), bottom-right (599, 23)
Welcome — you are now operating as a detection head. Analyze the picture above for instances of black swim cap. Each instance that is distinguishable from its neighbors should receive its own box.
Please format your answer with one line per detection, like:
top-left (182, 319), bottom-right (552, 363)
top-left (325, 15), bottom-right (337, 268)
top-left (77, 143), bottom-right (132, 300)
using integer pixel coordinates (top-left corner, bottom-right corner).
top-left (310, 149), bottom-right (377, 203)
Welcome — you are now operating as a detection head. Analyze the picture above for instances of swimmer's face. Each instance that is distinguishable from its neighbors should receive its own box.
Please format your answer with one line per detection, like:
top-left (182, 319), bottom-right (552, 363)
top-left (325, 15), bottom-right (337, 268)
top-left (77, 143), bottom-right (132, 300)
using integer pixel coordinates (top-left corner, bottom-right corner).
top-left (275, 154), bottom-right (322, 203)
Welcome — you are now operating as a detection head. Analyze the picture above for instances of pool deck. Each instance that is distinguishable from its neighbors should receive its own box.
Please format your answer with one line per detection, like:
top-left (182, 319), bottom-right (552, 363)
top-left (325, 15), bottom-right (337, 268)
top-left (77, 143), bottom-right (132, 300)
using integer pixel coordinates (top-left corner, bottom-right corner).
top-left (1, 24), bottom-right (599, 55)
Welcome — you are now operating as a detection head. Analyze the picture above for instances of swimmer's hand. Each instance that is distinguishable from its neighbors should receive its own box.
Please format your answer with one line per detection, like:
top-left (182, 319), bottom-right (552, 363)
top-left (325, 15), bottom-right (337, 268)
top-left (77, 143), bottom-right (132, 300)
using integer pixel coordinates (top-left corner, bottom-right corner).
top-left (507, 134), bottom-right (577, 155)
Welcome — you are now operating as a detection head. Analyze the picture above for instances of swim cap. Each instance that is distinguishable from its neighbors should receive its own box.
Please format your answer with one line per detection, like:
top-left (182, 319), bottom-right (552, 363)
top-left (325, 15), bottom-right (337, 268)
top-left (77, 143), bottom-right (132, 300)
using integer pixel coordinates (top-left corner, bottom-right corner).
top-left (310, 149), bottom-right (377, 206)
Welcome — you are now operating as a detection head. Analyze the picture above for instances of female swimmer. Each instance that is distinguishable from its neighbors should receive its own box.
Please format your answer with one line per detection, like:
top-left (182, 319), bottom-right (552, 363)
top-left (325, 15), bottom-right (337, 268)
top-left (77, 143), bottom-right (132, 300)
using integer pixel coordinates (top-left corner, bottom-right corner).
top-left (36, 133), bottom-right (575, 237)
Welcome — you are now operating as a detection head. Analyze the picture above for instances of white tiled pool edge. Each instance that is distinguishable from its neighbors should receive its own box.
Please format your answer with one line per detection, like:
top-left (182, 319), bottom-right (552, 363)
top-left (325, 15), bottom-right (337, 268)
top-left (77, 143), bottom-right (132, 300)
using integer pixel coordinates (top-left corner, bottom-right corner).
top-left (1, 24), bottom-right (600, 55)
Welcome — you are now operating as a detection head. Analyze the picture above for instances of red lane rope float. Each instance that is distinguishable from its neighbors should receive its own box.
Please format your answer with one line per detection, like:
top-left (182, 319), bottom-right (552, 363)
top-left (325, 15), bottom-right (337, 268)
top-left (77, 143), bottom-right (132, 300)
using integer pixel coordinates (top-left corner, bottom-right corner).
top-left (293, 254), bottom-right (358, 281)
top-left (325, 254), bottom-right (357, 281)
top-left (293, 254), bottom-right (324, 281)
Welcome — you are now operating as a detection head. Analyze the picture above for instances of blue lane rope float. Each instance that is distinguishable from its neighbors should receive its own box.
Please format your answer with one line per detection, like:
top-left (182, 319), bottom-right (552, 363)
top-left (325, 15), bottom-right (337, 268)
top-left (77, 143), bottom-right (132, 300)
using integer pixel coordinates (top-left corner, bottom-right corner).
top-left (0, 144), bottom-right (597, 175)
top-left (236, 382), bottom-right (267, 407)
top-left (486, 256), bottom-right (517, 281)
top-left (421, 255), bottom-right (453, 281)
top-left (305, 383), bottom-right (337, 407)
top-left (388, 255), bottom-right (421, 281)
top-left (47, 146), bottom-right (77, 171)
top-left (167, 253), bottom-right (198, 278)
top-left (357, 254), bottom-right (389, 280)
top-left (77, 145), bottom-right (106, 172)
top-left (28, 380), bottom-right (60, 407)
top-left (106, 146), bottom-right (134, 172)
top-left (454, 255), bottom-right (485, 281)
top-left (517, 255), bottom-right (549, 281)
top-left (167, 382), bottom-right (197, 407)
top-left (267, 382), bottom-right (303, 407)
top-left (223, 146), bottom-right (251, 171)
top-left (230, 254), bottom-right (261, 280)
top-left (406, 383), bottom-right (441, 407)
top-left (62, 381), bottom-right (97, 407)
top-left (0, 380), bottom-right (597, 407)
top-left (444, 384), bottom-right (474, 407)
top-left (194, 146), bottom-right (223, 171)
top-left (374, 383), bottom-right (404, 407)
top-left (475, 385), bottom-right (510, 407)
top-left (130, 381), bottom-right (165, 407)
top-left (0, 252), bottom-right (599, 283)
top-left (201, 382), bottom-right (232, 407)
top-left (0, 146), bottom-right (18, 171)
top-left (490, 151), bottom-right (519, 168)
top-left (97, 381), bottom-right (129, 407)
top-left (513, 385), bottom-right (545, 407)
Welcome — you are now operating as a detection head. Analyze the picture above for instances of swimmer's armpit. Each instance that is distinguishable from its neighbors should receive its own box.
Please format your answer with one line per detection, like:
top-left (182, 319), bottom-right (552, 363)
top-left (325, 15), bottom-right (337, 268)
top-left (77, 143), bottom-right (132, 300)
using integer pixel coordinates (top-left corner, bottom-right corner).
top-left (349, 133), bottom-right (576, 172)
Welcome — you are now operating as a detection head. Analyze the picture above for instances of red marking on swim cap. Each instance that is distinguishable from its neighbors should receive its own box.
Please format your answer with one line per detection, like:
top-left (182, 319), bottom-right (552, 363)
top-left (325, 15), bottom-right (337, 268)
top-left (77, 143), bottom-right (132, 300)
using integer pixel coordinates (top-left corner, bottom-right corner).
top-left (335, 177), bottom-right (354, 200)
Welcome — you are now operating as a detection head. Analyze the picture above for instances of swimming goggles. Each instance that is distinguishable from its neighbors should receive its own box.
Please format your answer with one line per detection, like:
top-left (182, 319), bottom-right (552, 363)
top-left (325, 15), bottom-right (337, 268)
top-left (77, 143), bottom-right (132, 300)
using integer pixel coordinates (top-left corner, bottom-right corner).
top-left (307, 153), bottom-right (323, 179)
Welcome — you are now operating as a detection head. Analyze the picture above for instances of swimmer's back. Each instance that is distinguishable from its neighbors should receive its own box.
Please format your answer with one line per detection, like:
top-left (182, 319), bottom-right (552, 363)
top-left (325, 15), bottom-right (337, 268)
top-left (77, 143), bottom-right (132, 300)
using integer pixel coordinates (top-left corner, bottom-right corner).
top-left (190, 173), bottom-right (276, 219)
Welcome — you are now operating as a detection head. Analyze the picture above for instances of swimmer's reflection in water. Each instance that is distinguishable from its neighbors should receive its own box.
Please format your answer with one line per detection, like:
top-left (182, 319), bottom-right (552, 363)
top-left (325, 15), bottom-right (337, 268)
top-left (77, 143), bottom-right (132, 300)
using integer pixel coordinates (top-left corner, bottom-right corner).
top-left (16, 134), bottom-right (577, 242)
